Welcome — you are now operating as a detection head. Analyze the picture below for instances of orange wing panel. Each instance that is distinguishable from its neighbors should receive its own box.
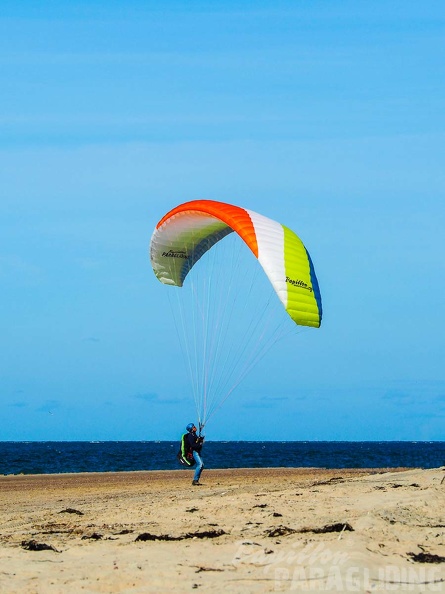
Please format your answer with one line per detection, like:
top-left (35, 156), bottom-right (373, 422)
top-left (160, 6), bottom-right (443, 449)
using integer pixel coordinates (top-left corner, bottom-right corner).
top-left (156, 200), bottom-right (259, 258)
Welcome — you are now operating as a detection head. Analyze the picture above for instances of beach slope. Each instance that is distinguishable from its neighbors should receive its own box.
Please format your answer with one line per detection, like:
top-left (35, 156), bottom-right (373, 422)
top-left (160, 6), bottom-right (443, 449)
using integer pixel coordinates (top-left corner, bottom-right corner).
top-left (0, 467), bottom-right (444, 593)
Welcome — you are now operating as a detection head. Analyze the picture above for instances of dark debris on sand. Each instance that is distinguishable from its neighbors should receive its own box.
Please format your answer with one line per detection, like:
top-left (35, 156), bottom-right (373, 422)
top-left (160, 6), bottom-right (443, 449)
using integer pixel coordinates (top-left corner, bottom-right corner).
top-left (135, 529), bottom-right (226, 542)
top-left (299, 522), bottom-right (354, 534)
top-left (81, 533), bottom-right (103, 540)
top-left (408, 552), bottom-right (445, 564)
top-left (310, 477), bottom-right (345, 487)
top-left (58, 508), bottom-right (84, 516)
top-left (266, 522), bottom-right (354, 537)
top-left (21, 539), bottom-right (60, 552)
top-left (266, 526), bottom-right (297, 537)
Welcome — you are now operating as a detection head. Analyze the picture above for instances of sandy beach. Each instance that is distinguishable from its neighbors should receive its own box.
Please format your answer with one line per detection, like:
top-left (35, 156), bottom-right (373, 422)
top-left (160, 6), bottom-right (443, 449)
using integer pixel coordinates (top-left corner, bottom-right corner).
top-left (0, 466), bottom-right (444, 593)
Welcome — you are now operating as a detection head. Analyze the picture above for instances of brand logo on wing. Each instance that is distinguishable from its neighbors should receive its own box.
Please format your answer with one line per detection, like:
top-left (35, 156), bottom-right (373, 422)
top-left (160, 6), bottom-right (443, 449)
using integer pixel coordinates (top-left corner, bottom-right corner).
top-left (286, 276), bottom-right (313, 292)
top-left (162, 250), bottom-right (189, 259)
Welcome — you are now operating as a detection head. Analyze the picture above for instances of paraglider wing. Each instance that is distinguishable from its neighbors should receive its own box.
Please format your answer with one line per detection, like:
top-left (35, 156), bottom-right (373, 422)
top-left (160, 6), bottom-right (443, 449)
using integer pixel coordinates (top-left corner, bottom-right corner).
top-left (150, 199), bottom-right (322, 328)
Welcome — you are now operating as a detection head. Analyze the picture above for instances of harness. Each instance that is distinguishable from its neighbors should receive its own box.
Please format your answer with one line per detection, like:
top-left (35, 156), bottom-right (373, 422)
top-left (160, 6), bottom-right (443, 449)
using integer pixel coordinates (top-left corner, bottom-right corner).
top-left (177, 433), bottom-right (196, 467)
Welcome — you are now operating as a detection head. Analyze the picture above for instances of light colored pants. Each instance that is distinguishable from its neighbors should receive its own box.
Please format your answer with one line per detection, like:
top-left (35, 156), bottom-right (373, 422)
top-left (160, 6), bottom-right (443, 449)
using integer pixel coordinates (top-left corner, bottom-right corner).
top-left (193, 451), bottom-right (204, 482)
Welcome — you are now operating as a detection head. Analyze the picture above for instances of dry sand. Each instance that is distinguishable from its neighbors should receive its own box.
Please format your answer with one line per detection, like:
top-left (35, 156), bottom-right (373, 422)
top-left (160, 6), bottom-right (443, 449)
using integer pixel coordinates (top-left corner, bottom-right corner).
top-left (0, 466), bottom-right (444, 593)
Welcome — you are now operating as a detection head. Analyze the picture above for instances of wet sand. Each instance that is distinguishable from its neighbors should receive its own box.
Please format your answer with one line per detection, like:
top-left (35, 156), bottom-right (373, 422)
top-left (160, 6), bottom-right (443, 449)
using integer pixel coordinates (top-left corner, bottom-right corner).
top-left (0, 467), bottom-right (444, 593)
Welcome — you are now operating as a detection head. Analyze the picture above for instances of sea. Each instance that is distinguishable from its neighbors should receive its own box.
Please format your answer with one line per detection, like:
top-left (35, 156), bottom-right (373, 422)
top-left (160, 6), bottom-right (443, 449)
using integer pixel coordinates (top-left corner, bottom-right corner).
top-left (1, 441), bottom-right (444, 475)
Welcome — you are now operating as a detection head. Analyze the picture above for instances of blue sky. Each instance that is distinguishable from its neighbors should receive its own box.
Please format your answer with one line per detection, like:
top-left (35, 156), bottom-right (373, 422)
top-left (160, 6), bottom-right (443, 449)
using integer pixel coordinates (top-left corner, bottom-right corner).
top-left (1, 1), bottom-right (444, 441)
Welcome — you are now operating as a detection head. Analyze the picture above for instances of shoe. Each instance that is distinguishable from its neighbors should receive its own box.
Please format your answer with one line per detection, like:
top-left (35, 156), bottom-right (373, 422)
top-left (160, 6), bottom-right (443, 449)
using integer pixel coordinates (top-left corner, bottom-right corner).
top-left (192, 480), bottom-right (202, 486)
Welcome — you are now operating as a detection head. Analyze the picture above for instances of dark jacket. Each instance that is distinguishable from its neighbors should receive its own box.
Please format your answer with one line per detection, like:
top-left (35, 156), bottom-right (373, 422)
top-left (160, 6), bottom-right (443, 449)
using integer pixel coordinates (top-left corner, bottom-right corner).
top-left (185, 432), bottom-right (203, 453)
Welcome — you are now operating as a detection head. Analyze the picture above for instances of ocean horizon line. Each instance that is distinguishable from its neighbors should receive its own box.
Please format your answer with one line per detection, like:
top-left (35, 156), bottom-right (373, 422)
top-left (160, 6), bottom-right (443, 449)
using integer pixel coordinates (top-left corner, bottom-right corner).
top-left (1, 439), bottom-right (444, 443)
